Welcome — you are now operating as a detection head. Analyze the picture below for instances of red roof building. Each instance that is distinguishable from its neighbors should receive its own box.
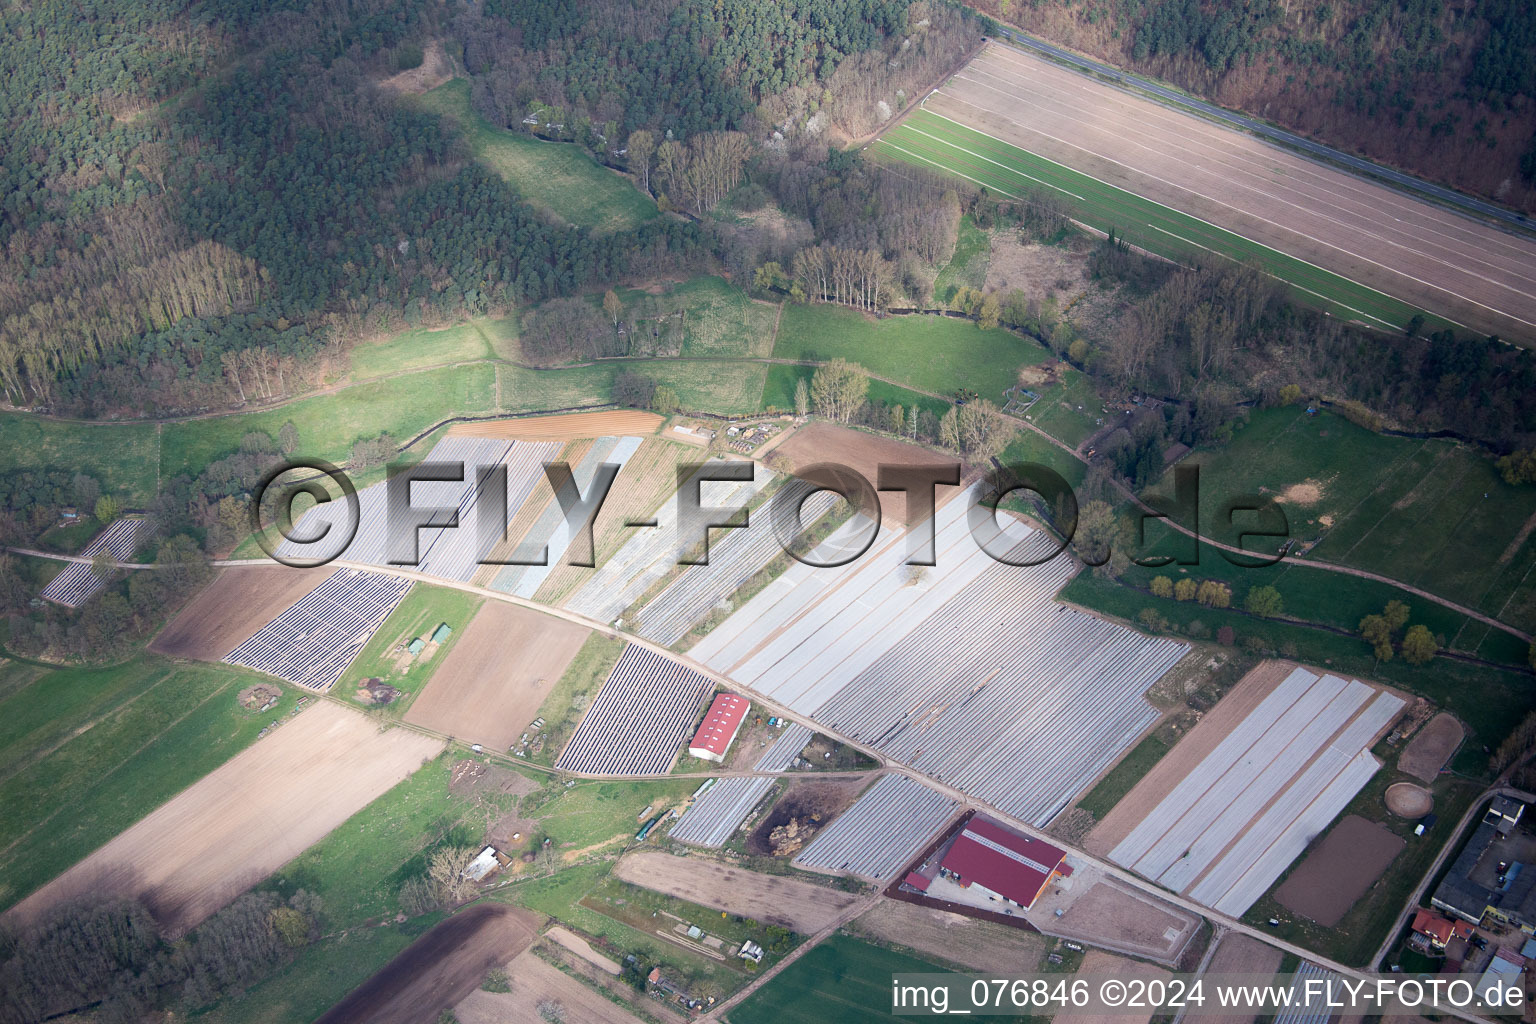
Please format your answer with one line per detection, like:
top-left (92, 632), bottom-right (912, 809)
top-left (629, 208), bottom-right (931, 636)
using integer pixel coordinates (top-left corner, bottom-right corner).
top-left (688, 693), bottom-right (750, 763)
top-left (938, 816), bottom-right (1067, 910)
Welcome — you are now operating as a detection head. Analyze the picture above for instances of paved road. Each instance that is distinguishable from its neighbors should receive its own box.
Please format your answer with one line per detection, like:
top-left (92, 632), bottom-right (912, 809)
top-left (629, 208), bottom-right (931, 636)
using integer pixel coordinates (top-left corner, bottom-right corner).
top-left (988, 27), bottom-right (1535, 238)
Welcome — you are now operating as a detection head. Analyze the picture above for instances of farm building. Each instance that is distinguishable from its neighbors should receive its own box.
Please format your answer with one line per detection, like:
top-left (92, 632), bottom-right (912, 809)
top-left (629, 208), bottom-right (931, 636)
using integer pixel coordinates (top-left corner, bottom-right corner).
top-left (1431, 798), bottom-right (1536, 927)
top-left (688, 693), bottom-right (750, 763)
top-left (431, 622), bottom-right (452, 643)
top-left (1410, 909), bottom-right (1474, 949)
top-left (937, 816), bottom-right (1067, 911)
top-left (1476, 950), bottom-right (1526, 1004)
top-left (462, 846), bottom-right (501, 882)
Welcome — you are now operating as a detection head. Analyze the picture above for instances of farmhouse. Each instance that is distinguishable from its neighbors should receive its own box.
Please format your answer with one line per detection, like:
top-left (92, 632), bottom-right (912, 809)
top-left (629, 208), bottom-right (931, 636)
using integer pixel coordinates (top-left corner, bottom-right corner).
top-left (1410, 909), bottom-right (1474, 949)
top-left (688, 692), bottom-right (750, 763)
top-left (937, 815), bottom-right (1068, 911)
top-left (1431, 798), bottom-right (1536, 928)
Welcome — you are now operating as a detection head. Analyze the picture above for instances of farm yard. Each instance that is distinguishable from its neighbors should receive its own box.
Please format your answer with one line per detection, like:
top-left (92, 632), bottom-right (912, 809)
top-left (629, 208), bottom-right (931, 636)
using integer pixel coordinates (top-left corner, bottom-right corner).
top-left (613, 850), bottom-right (860, 933)
top-left (1029, 873), bottom-right (1201, 964)
top-left (333, 583), bottom-right (482, 702)
top-left (793, 774), bottom-right (959, 881)
top-left (39, 517), bottom-right (146, 608)
top-left (5, 700), bottom-right (443, 935)
top-left (553, 645), bottom-right (714, 775)
top-left (1102, 664), bottom-right (1405, 916)
top-left (403, 601), bottom-right (589, 748)
top-left (224, 569), bottom-right (416, 691)
top-left (150, 566), bottom-right (336, 660)
top-left (692, 488), bottom-right (1187, 825)
top-left (414, 78), bottom-right (657, 233)
top-left (880, 43), bottom-right (1536, 340)
top-left (669, 724), bottom-right (817, 846)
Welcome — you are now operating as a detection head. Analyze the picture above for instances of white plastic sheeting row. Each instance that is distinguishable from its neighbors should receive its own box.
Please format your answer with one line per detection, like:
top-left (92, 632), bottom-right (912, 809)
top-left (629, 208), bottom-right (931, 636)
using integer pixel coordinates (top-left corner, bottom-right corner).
top-left (793, 773), bottom-right (958, 880)
top-left (223, 568), bottom-right (414, 690)
top-left (1109, 666), bottom-right (1404, 915)
top-left (1274, 963), bottom-right (1343, 1024)
top-left (487, 435), bottom-right (643, 599)
top-left (669, 723), bottom-right (815, 847)
top-left (691, 488), bottom-right (1185, 825)
top-left (634, 491), bottom-right (840, 646)
top-left (274, 436), bottom-right (560, 580)
top-left (554, 645), bottom-right (714, 775)
top-left (40, 517), bottom-right (145, 608)
top-left (565, 460), bottom-right (774, 625)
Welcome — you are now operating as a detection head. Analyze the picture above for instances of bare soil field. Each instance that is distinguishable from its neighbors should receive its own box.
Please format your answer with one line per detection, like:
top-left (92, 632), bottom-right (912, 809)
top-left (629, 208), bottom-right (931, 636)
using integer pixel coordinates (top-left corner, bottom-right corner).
top-left (1086, 660), bottom-right (1297, 856)
top-left (316, 904), bottom-right (541, 1024)
top-left (613, 850), bottom-right (859, 932)
top-left (451, 410), bottom-right (663, 440)
top-left (1274, 814), bottom-right (1404, 926)
top-left (1062, 950), bottom-right (1171, 1024)
top-left (746, 776), bottom-right (867, 856)
top-left (546, 925), bottom-right (621, 974)
top-left (5, 702), bottom-right (443, 935)
top-left (149, 566), bottom-right (334, 660)
top-left (930, 43), bottom-right (1536, 341)
top-left (1384, 783), bottom-right (1434, 818)
top-left (454, 950), bottom-right (647, 1024)
top-left (1399, 712), bottom-right (1464, 782)
top-left (404, 601), bottom-right (589, 749)
top-left (1200, 933), bottom-right (1283, 1024)
top-left (772, 422), bottom-right (966, 525)
top-left (1032, 875), bottom-right (1199, 963)
top-left (851, 899), bottom-right (1045, 974)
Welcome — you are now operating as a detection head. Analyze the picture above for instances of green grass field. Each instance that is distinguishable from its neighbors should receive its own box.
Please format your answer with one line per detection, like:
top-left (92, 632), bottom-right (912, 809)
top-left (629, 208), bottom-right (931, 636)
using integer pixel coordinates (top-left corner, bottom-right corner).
top-left (772, 303), bottom-right (1034, 402)
top-left (0, 656), bottom-right (283, 910)
top-left (416, 79), bottom-right (657, 232)
top-left (875, 108), bottom-right (1445, 334)
top-left (613, 276), bottom-right (780, 358)
top-left (760, 363), bottom-right (953, 419)
top-left (526, 633), bottom-right (627, 766)
top-left (347, 317), bottom-right (505, 380)
top-left (1148, 406), bottom-right (1536, 634)
top-left (729, 933), bottom-right (1029, 1024)
top-left (161, 363), bottom-right (495, 480)
top-left (932, 214), bottom-right (990, 303)
top-left (334, 584), bottom-right (483, 703)
top-left (1022, 367), bottom-right (1103, 450)
top-left (0, 412), bottom-right (159, 503)
top-left (499, 358), bottom-right (767, 417)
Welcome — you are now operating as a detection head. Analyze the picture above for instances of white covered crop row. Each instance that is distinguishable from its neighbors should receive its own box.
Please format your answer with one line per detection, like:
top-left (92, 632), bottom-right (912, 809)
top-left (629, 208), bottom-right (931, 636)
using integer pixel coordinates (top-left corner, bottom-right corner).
top-left (793, 773), bottom-right (958, 880)
top-left (488, 435), bottom-right (643, 598)
top-left (690, 487), bottom-right (1185, 826)
top-left (1109, 664), bottom-right (1403, 915)
top-left (565, 460), bottom-right (774, 625)
top-left (40, 517), bottom-right (145, 608)
top-left (755, 723), bottom-right (814, 772)
top-left (554, 645), bottom-right (713, 775)
top-left (223, 568), bottom-right (414, 690)
top-left (670, 777), bottom-right (775, 847)
top-left (275, 436), bottom-right (560, 580)
top-left (1274, 963), bottom-right (1343, 1024)
top-left (634, 491), bottom-right (840, 646)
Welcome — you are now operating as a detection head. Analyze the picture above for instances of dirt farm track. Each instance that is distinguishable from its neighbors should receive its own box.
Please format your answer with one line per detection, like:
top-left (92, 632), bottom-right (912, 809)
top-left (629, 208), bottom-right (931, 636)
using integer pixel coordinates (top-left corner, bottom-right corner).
top-left (449, 410), bottom-right (663, 440)
top-left (926, 43), bottom-right (1536, 341)
top-left (5, 702), bottom-right (443, 936)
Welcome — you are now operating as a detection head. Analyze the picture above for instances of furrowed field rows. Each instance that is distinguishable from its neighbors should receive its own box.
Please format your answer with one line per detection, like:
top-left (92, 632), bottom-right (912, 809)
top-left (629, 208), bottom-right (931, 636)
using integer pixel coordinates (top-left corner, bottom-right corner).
top-left (874, 109), bottom-right (1437, 333)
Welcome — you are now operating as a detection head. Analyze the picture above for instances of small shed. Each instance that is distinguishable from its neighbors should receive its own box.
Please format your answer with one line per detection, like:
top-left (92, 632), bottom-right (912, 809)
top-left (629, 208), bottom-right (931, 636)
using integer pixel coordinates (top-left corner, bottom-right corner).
top-left (407, 637), bottom-right (425, 655)
top-left (431, 622), bottom-right (452, 644)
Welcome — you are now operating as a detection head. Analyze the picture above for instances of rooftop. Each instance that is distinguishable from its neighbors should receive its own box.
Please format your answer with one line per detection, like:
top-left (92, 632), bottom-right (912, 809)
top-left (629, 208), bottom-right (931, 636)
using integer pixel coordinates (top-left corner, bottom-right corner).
top-left (939, 815), bottom-right (1066, 909)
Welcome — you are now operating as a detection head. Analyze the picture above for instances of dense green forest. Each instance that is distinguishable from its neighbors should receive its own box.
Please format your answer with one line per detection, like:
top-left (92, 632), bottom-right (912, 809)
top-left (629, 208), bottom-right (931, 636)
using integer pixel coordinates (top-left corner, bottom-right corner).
top-left (971, 0), bottom-right (1536, 211)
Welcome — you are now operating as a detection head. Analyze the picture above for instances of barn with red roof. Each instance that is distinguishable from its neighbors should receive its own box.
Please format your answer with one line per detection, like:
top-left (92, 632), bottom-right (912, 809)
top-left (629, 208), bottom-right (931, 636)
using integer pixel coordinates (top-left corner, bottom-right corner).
top-left (937, 815), bottom-right (1067, 910)
top-left (688, 692), bottom-right (750, 763)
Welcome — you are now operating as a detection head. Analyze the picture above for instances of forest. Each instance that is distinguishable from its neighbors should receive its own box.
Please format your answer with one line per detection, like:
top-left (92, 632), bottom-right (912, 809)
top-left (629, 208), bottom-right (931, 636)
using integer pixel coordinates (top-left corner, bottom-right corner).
top-left (968, 0), bottom-right (1536, 211)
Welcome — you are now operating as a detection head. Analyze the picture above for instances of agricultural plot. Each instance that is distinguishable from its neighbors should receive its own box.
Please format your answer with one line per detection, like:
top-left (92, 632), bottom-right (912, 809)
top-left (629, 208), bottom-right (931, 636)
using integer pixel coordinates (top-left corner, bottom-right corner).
top-left (884, 43), bottom-right (1536, 340)
top-left (793, 773), bottom-right (959, 881)
top-left (1106, 665), bottom-right (1405, 916)
top-left (150, 566), bottom-right (335, 660)
top-left (347, 317), bottom-right (500, 380)
top-left (1273, 815), bottom-right (1403, 926)
top-left (634, 490), bottom-right (840, 646)
top-left (38, 517), bottom-right (145, 607)
top-left (485, 435), bottom-right (643, 598)
top-left (614, 850), bottom-right (859, 932)
top-left (415, 79), bottom-right (656, 233)
top-left (403, 601), bottom-right (590, 749)
top-left (223, 569), bottom-right (415, 691)
top-left (276, 435), bottom-right (561, 579)
top-left (565, 459), bottom-right (774, 625)
top-left (449, 410), bottom-right (663, 440)
top-left (670, 726), bottom-right (813, 846)
top-left (1274, 963), bottom-right (1345, 1024)
top-left (454, 950), bottom-right (646, 1024)
top-left (692, 488), bottom-right (1185, 824)
top-left (553, 645), bottom-right (714, 775)
top-left (6, 701), bottom-right (443, 935)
